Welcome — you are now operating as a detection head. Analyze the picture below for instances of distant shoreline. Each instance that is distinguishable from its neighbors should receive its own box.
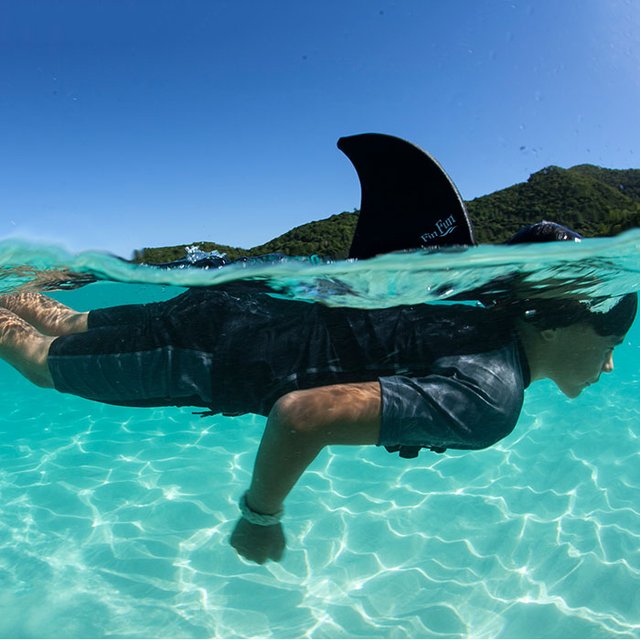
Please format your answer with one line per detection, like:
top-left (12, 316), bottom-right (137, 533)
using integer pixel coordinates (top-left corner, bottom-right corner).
top-left (135, 163), bottom-right (640, 264)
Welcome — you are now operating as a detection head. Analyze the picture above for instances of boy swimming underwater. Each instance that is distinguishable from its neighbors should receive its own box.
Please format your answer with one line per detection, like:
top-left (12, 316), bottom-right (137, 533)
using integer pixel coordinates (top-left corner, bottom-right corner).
top-left (0, 229), bottom-right (636, 564)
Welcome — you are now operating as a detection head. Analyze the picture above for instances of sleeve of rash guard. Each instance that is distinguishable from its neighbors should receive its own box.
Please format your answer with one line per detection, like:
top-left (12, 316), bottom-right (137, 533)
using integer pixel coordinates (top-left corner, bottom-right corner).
top-left (378, 349), bottom-right (525, 451)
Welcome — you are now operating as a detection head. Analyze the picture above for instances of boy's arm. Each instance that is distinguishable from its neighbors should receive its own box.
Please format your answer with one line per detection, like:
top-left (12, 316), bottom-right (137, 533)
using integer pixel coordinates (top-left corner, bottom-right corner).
top-left (230, 381), bottom-right (382, 563)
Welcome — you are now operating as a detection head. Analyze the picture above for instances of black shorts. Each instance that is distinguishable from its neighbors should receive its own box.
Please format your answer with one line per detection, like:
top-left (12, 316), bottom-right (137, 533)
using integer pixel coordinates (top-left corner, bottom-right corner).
top-left (47, 289), bottom-right (223, 409)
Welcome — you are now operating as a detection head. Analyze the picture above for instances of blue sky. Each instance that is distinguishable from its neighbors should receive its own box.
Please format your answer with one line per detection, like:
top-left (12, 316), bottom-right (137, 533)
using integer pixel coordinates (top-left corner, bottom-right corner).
top-left (1, 0), bottom-right (639, 257)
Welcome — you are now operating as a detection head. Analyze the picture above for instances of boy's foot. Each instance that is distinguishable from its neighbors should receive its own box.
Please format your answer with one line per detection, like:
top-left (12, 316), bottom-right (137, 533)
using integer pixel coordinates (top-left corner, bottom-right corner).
top-left (0, 293), bottom-right (88, 336)
top-left (0, 308), bottom-right (55, 387)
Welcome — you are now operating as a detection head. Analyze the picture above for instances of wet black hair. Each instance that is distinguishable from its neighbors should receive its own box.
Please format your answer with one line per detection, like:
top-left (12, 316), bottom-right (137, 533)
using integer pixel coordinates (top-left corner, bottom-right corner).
top-left (440, 220), bottom-right (584, 302)
top-left (517, 292), bottom-right (638, 337)
top-left (503, 221), bottom-right (636, 337)
top-left (445, 220), bottom-right (637, 338)
top-left (507, 220), bottom-right (583, 244)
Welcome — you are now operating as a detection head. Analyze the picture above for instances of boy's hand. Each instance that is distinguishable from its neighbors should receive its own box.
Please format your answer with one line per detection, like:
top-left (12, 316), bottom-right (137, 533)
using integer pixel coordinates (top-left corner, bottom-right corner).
top-left (230, 517), bottom-right (285, 564)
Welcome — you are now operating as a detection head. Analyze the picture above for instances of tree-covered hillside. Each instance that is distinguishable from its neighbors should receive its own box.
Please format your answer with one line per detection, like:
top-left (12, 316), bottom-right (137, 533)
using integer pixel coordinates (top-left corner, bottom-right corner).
top-left (134, 211), bottom-right (359, 263)
top-left (468, 165), bottom-right (640, 243)
top-left (134, 164), bottom-right (640, 263)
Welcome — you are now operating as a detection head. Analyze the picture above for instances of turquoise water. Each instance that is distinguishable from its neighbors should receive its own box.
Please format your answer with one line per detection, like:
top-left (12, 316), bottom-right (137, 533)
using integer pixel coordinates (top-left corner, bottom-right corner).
top-left (0, 235), bottom-right (639, 638)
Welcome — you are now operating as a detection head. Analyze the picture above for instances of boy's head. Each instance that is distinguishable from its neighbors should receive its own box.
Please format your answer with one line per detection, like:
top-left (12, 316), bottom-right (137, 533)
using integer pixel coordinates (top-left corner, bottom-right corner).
top-left (517, 293), bottom-right (637, 398)
top-left (502, 221), bottom-right (637, 397)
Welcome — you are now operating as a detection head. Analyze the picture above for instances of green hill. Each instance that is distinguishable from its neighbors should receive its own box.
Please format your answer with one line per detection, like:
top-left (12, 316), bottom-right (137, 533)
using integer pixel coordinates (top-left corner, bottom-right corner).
top-left (134, 164), bottom-right (640, 263)
top-left (249, 211), bottom-right (359, 259)
top-left (569, 165), bottom-right (640, 202)
top-left (134, 211), bottom-right (359, 263)
top-left (468, 164), bottom-right (640, 243)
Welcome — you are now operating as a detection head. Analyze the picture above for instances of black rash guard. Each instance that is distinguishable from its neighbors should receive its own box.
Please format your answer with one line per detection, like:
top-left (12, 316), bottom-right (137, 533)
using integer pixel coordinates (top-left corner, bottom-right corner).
top-left (48, 286), bottom-right (530, 456)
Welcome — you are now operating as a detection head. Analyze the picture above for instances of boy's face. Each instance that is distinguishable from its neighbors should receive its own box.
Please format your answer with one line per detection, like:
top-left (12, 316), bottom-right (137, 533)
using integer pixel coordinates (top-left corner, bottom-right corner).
top-left (544, 324), bottom-right (623, 398)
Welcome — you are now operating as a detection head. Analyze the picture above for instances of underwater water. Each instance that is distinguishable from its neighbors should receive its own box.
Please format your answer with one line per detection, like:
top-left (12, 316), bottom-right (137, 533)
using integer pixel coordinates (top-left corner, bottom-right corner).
top-left (0, 234), bottom-right (639, 638)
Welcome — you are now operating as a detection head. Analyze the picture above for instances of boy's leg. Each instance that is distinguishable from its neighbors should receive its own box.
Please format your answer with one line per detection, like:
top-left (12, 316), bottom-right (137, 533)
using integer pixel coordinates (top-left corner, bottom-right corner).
top-left (0, 293), bottom-right (88, 336)
top-left (0, 308), bottom-right (55, 387)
